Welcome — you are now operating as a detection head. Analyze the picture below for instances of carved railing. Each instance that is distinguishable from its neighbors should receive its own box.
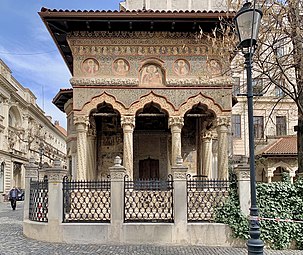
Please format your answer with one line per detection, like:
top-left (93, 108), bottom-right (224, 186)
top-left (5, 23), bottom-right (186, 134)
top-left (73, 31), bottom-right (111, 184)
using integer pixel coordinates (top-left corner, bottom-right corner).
top-left (124, 175), bottom-right (174, 223)
top-left (62, 177), bottom-right (111, 223)
top-left (187, 175), bottom-right (229, 222)
top-left (29, 179), bottom-right (48, 222)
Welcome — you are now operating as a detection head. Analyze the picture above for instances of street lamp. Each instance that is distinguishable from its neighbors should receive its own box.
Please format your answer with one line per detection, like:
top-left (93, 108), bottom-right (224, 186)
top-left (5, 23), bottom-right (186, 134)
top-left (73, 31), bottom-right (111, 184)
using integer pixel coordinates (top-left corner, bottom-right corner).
top-left (234, 2), bottom-right (263, 254)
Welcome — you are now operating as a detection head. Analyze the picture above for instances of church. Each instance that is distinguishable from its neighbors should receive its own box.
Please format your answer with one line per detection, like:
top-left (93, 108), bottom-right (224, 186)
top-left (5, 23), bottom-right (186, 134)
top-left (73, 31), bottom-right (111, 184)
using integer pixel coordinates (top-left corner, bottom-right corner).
top-left (42, 0), bottom-right (234, 182)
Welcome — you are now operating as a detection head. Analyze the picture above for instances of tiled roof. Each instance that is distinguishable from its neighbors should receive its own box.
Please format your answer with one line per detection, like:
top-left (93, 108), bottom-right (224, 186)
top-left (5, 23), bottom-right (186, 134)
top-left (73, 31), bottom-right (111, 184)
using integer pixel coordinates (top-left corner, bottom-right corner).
top-left (40, 8), bottom-right (233, 14)
top-left (55, 122), bottom-right (67, 137)
top-left (258, 136), bottom-right (297, 156)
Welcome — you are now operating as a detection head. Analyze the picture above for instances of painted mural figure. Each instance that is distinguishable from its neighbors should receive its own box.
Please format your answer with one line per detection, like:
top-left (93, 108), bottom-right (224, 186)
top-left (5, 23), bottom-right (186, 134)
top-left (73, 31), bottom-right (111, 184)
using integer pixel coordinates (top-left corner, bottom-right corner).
top-left (114, 59), bottom-right (129, 75)
top-left (174, 59), bottom-right (189, 76)
top-left (83, 58), bottom-right (99, 75)
top-left (141, 65), bottom-right (163, 86)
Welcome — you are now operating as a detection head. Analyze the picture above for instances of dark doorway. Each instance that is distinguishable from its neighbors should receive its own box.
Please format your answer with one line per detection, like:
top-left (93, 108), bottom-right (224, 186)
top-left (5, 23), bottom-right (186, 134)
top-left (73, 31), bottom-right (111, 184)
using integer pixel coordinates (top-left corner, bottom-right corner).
top-left (139, 158), bottom-right (159, 180)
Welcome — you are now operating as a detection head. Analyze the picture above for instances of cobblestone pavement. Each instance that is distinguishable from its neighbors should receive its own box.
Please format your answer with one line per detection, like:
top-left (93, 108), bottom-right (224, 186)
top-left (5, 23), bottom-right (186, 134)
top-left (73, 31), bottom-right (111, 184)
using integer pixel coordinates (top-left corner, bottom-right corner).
top-left (0, 202), bottom-right (302, 255)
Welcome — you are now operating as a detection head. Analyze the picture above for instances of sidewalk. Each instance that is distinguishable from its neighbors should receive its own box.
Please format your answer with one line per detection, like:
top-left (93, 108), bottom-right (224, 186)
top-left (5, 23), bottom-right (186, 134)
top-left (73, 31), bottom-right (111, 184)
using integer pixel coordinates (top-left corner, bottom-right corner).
top-left (0, 202), bottom-right (302, 255)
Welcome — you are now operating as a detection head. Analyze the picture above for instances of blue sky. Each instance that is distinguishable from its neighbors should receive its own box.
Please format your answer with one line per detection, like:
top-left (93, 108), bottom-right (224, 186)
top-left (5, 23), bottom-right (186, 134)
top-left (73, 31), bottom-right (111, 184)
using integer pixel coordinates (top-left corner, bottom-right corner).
top-left (0, 0), bottom-right (122, 128)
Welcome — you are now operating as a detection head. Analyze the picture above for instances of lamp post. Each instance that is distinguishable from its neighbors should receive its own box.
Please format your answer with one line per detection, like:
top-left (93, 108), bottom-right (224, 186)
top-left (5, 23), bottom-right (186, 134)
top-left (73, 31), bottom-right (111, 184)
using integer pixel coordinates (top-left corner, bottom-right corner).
top-left (234, 2), bottom-right (264, 254)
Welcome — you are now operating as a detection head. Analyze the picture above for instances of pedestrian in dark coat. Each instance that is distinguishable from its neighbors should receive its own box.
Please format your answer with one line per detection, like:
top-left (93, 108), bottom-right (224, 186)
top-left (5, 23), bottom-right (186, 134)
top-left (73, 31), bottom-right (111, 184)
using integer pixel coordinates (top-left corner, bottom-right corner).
top-left (9, 187), bottom-right (20, 210)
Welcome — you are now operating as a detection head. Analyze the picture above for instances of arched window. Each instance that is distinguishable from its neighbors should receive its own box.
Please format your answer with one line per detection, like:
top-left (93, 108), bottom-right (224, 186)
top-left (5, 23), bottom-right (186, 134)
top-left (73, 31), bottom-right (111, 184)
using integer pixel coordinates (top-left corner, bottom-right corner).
top-left (272, 167), bottom-right (288, 182)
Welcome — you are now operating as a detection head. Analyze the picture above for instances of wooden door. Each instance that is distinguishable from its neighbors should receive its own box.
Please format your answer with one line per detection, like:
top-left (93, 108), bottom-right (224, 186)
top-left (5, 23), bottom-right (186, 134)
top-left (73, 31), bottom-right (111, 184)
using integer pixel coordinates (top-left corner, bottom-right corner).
top-left (139, 158), bottom-right (159, 180)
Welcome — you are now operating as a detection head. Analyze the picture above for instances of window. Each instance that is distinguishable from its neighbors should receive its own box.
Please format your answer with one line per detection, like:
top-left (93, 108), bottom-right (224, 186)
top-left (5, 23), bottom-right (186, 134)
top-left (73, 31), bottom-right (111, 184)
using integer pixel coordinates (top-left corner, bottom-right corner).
top-left (253, 116), bottom-right (264, 138)
top-left (232, 115), bottom-right (241, 138)
top-left (252, 78), bottom-right (263, 94)
top-left (275, 79), bottom-right (285, 97)
top-left (276, 116), bottom-right (287, 136)
top-left (232, 77), bottom-right (240, 96)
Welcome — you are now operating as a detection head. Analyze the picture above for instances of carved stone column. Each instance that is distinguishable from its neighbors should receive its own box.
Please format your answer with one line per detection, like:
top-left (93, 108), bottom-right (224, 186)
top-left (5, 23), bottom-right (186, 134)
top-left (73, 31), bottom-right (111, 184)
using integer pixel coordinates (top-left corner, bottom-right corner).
top-left (216, 117), bottom-right (230, 179)
top-left (87, 117), bottom-right (97, 180)
top-left (169, 116), bottom-right (184, 165)
top-left (121, 115), bottom-right (135, 178)
top-left (201, 130), bottom-right (213, 178)
top-left (74, 115), bottom-right (89, 180)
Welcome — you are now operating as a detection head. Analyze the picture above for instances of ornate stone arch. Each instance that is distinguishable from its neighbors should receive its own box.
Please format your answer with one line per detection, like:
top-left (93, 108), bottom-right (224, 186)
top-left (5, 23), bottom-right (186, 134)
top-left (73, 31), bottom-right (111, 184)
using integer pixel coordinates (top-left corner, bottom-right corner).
top-left (128, 92), bottom-right (176, 116)
top-left (79, 92), bottom-right (127, 116)
top-left (271, 161), bottom-right (293, 173)
top-left (178, 93), bottom-right (223, 117)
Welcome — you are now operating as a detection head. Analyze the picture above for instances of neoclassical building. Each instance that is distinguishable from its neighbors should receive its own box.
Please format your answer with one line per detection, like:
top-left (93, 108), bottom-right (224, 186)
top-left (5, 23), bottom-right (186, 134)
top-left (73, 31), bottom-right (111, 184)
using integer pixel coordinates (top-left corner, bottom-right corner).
top-left (0, 59), bottom-right (67, 200)
top-left (41, 3), bottom-right (234, 181)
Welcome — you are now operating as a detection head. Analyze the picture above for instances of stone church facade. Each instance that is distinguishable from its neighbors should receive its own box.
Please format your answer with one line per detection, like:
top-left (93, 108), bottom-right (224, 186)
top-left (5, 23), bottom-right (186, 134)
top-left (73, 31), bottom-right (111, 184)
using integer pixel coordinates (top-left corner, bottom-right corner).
top-left (41, 3), bottom-right (233, 181)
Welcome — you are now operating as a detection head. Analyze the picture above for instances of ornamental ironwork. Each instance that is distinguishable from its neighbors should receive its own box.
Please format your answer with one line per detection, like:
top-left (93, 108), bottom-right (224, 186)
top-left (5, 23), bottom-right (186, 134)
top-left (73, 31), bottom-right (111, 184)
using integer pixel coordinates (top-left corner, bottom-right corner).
top-left (124, 175), bottom-right (174, 223)
top-left (187, 175), bottom-right (229, 222)
top-left (62, 176), bottom-right (111, 223)
top-left (29, 179), bottom-right (48, 222)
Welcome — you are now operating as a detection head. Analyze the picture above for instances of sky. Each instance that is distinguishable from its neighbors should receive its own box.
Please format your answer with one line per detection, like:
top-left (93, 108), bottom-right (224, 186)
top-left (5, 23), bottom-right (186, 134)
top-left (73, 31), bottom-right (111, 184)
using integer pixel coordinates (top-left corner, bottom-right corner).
top-left (0, 0), bottom-right (122, 129)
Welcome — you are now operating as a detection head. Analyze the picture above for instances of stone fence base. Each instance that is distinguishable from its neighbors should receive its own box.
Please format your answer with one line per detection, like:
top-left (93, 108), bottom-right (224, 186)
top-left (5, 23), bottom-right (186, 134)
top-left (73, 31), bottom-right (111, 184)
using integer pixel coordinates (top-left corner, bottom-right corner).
top-left (23, 220), bottom-right (244, 247)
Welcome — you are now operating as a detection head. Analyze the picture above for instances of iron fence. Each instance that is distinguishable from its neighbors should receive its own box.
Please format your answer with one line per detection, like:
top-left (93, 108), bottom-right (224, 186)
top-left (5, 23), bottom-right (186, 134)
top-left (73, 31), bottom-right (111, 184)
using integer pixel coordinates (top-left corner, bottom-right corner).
top-left (124, 175), bottom-right (174, 223)
top-left (187, 176), bottom-right (229, 222)
top-left (29, 179), bottom-right (48, 222)
top-left (62, 176), bottom-right (111, 223)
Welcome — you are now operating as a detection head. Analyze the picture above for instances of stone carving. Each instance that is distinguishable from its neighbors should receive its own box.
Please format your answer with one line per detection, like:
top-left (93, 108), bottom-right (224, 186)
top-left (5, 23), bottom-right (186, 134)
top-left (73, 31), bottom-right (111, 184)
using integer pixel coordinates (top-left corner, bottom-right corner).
top-left (121, 115), bottom-right (135, 128)
top-left (82, 58), bottom-right (99, 75)
top-left (240, 170), bottom-right (250, 179)
top-left (70, 77), bottom-right (138, 86)
top-left (173, 172), bottom-right (187, 180)
top-left (113, 58), bottom-right (130, 75)
top-left (168, 116), bottom-right (184, 128)
top-left (74, 115), bottom-right (89, 126)
top-left (207, 59), bottom-right (222, 76)
top-left (140, 64), bottom-right (164, 86)
top-left (110, 171), bottom-right (125, 179)
top-left (216, 116), bottom-right (231, 127)
top-left (173, 59), bottom-right (190, 76)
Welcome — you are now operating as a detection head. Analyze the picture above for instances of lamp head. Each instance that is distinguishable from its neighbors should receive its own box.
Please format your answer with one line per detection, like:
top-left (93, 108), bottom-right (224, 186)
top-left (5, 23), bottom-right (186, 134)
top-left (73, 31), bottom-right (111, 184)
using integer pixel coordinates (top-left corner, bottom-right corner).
top-left (234, 2), bottom-right (263, 49)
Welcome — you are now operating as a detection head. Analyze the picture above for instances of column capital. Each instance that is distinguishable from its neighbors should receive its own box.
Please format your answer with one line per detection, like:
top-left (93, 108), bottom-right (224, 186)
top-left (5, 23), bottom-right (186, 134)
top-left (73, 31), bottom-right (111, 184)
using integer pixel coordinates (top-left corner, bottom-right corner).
top-left (168, 116), bottom-right (184, 129)
top-left (74, 115), bottom-right (89, 131)
top-left (215, 116), bottom-right (231, 128)
top-left (121, 115), bottom-right (135, 129)
top-left (201, 130), bottom-right (213, 140)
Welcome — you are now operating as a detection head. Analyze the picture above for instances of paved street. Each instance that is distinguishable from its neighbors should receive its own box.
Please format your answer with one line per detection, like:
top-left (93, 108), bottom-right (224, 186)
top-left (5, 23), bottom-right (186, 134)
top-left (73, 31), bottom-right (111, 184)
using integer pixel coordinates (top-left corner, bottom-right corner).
top-left (0, 202), bottom-right (302, 255)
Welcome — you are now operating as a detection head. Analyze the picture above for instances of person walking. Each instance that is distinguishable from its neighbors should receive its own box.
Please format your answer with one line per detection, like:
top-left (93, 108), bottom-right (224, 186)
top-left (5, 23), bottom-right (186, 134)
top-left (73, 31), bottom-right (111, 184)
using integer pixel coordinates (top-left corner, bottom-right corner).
top-left (9, 186), bottom-right (20, 210)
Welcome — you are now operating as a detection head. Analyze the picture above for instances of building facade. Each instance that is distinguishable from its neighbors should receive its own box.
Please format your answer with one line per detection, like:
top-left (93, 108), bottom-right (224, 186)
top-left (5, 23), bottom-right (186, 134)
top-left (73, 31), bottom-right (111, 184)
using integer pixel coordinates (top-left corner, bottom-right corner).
top-left (0, 59), bottom-right (67, 200)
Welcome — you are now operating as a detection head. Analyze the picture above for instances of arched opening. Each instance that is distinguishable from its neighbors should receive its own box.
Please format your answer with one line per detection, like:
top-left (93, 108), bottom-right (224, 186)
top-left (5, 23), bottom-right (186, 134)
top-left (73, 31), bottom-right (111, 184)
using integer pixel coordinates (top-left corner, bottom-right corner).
top-left (183, 103), bottom-right (216, 177)
top-left (134, 102), bottom-right (169, 180)
top-left (91, 102), bottom-right (122, 179)
top-left (272, 166), bottom-right (288, 182)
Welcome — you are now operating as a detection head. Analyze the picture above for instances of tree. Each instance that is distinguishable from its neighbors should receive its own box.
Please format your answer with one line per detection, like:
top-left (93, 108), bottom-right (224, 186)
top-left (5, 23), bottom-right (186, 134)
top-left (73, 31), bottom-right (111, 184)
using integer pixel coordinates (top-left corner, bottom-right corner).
top-left (251, 0), bottom-right (303, 172)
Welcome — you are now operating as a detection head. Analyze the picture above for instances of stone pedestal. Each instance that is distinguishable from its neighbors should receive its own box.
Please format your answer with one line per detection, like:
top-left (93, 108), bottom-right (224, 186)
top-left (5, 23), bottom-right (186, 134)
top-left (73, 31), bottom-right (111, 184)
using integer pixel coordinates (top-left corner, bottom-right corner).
top-left (45, 159), bottom-right (67, 242)
top-left (24, 157), bottom-right (38, 220)
top-left (171, 157), bottom-right (188, 243)
top-left (109, 156), bottom-right (126, 240)
top-left (235, 163), bottom-right (251, 216)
